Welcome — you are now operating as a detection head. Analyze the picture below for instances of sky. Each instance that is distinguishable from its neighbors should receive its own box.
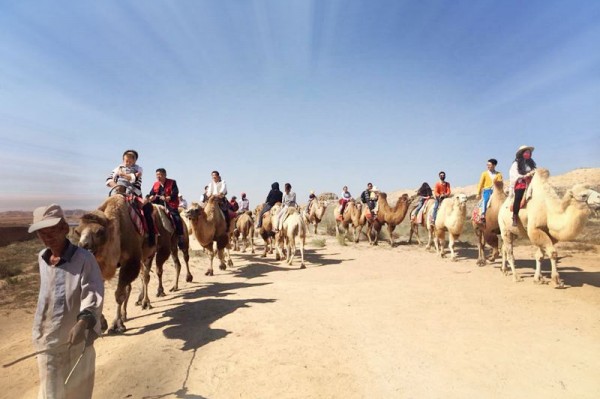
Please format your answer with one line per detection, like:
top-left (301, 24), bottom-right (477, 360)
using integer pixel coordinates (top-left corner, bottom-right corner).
top-left (1, 0), bottom-right (599, 211)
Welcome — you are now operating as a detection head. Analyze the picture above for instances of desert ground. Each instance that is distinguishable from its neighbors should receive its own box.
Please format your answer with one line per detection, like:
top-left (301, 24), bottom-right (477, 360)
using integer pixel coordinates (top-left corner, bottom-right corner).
top-left (1, 168), bottom-right (600, 399)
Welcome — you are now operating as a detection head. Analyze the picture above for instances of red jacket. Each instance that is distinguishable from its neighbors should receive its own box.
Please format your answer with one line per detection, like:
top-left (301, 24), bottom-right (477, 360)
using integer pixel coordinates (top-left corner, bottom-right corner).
top-left (151, 179), bottom-right (179, 210)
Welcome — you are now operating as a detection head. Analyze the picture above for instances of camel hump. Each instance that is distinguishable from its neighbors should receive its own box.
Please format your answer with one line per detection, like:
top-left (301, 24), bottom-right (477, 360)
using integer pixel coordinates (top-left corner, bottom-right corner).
top-left (536, 168), bottom-right (550, 181)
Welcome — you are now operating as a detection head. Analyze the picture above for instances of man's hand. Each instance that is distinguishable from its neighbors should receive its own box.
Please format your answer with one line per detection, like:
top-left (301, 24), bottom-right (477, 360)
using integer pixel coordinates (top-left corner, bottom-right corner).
top-left (476, 194), bottom-right (481, 200)
top-left (68, 320), bottom-right (88, 346)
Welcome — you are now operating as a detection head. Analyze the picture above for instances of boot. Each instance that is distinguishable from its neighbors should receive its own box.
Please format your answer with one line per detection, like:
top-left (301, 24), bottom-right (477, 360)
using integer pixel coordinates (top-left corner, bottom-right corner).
top-left (148, 231), bottom-right (156, 246)
top-left (512, 214), bottom-right (518, 227)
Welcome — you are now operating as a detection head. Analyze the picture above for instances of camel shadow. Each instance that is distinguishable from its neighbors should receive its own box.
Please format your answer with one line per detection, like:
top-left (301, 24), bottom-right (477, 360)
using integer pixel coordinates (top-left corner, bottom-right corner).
top-left (109, 281), bottom-right (276, 398)
top-left (558, 269), bottom-right (600, 288)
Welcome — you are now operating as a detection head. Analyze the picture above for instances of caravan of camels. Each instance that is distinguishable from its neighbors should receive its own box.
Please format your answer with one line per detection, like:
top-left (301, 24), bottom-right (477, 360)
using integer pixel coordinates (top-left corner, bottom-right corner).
top-left (73, 147), bottom-right (600, 334)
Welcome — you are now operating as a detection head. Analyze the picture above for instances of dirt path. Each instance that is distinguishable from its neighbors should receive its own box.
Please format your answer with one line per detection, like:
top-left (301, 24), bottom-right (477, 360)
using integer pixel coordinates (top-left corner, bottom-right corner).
top-left (1, 234), bottom-right (600, 398)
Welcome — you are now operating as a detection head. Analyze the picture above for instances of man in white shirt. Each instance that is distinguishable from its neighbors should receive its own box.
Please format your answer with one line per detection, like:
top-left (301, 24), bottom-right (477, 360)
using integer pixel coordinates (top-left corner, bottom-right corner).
top-left (30, 204), bottom-right (104, 399)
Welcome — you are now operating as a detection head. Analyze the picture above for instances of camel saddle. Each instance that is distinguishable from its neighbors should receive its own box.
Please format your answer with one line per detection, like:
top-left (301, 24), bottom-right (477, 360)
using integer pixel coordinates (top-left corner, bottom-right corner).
top-left (125, 196), bottom-right (147, 236)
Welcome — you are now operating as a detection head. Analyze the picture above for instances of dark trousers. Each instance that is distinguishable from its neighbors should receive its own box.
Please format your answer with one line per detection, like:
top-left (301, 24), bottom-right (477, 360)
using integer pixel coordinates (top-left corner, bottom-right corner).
top-left (257, 203), bottom-right (273, 228)
top-left (142, 202), bottom-right (155, 243)
top-left (513, 188), bottom-right (525, 217)
top-left (168, 207), bottom-right (184, 235)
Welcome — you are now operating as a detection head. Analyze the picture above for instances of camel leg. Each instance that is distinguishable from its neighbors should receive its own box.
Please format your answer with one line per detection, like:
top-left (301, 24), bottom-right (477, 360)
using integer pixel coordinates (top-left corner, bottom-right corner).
top-left (434, 229), bottom-right (443, 257)
top-left (286, 236), bottom-right (294, 265)
top-left (449, 233), bottom-right (459, 261)
top-left (549, 249), bottom-right (562, 287)
top-left (485, 232), bottom-right (499, 263)
top-left (110, 281), bottom-right (129, 334)
top-left (425, 226), bottom-right (433, 250)
top-left (169, 245), bottom-right (183, 292)
top-left (250, 230), bottom-right (256, 254)
top-left (529, 228), bottom-right (562, 286)
top-left (182, 245), bottom-right (192, 283)
top-left (299, 235), bottom-right (306, 269)
top-left (225, 247), bottom-right (234, 268)
top-left (387, 224), bottom-right (395, 247)
top-left (475, 229), bottom-right (486, 266)
top-left (205, 248), bottom-right (215, 276)
top-left (503, 233), bottom-right (521, 282)
top-left (155, 243), bottom-right (172, 297)
top-left (137, 257), bottom-right (153, 310)
top-left (314, 224), bottom-right (318, 235)
top-left (217, 247), bottom-right (229, 270)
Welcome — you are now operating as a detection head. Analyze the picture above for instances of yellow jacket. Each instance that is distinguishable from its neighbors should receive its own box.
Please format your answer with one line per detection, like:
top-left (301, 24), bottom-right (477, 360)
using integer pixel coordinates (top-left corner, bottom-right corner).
top-left (477, 171), bottom-right (503, 195)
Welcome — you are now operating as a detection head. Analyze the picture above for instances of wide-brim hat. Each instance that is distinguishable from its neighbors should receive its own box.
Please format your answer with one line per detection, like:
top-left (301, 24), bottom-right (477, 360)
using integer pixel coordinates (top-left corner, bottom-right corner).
top-left (516, 145), bottom-right (534, 157)
top-left (28, 204), bottom-right (65, 233)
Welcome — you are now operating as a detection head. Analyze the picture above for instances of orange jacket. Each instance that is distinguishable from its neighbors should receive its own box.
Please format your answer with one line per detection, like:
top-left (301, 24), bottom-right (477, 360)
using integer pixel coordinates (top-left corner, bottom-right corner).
top-left (434, 181), bottom-right (451, 197)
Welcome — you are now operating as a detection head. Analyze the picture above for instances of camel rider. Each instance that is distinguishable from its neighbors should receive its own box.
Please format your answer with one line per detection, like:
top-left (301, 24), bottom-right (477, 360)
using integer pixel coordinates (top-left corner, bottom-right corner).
top-left (201, 185), bottom-right (209, 204)
top-left (238, 193), bottom-right (250, 214)
top-left (178, 194), bottom-right (188, 210)
top-left (369, 186), bottom-right (379, 217)
top-left (106, 149), bottom-right (156, 246)
top-left (509, 145), bottom-right (537, 227)
top-left (361, 182), bottom-right (377, 218)
top-left (206, 170), bottom-right (231, 228)
top-left (339, 186), bottom-right (352, 217)
top-left (229, 196), bottom-right (240, 212)
top-left (305, 191), bottom-right (317, 215)
top-left (275, 183), bottom-right (297, 233)
top-left (476, 158), bottom-right (503, 223)
top-left (413, 182), bottom-right (433, 219)
top-left (432, 171), bottom-right (451, 223)
top-left (256, 182), bottom-right (283, 229)
top-left (147, 168), bottom-right (185, 249)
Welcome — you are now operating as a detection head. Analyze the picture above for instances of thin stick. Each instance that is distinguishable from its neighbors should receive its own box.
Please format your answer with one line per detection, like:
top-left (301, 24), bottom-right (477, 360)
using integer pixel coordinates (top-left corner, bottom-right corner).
top-left (64, 344), bottom-right (87, 385)
top-left (2, 342), bottom-right (69, 368)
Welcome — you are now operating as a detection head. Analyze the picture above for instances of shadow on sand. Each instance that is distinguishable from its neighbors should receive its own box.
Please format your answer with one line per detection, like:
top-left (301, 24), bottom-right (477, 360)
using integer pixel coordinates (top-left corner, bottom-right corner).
top-left (116, 281), bottom-right (276, 399)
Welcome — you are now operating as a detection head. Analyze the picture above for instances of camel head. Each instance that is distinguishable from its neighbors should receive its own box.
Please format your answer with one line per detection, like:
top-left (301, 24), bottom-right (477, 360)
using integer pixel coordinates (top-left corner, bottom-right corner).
top-left (570, 185), bottom-right (600, 211)
top-left (493, 179), bottom-right (504, 191)
top-left (76, 210), bottom-right (110, 254)
top-left (454, 193), bottom-right (468, 209)
top-left (185, 205), bottom-right (204, 221)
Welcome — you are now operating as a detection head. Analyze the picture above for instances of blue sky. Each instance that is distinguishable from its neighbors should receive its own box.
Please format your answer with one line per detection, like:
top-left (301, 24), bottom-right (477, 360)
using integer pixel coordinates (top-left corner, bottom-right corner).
top-left (1, 0), bottom-right (599, 211)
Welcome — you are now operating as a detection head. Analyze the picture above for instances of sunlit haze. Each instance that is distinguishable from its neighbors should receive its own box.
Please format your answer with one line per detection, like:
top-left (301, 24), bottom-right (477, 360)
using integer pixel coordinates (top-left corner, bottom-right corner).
top-left (1, 1), bottom-right (599, 211)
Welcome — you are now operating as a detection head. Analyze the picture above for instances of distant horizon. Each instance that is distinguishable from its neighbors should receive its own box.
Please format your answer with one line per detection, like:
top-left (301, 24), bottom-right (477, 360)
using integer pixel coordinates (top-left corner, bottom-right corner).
top-left (2, 165), bottom-right (598, 213)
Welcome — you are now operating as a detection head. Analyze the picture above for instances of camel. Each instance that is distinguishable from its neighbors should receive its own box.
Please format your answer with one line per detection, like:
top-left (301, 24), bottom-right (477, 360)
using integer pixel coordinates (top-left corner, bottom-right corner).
top-left (471, 180), bottom-right (506, 266)
top-left (335, 200), bottom-right (365, 243)
top-left (76, 195), bottom-right (156, 333)
top-left (185, 196), bottom-right (233, 276)
top-left (275, 207), bottom-right (308, 268)
top-left (408, 198), bottom-right (435, 245)
top-left (498, 168), bottom-right (600, 285)
top-left (305, 199), bottom-right (328, 234)
top-left (258, 203), bottom-right (281, 258)
top-left (367, 193), bottom-right (412, 246)
top-left (424, 194), bottom-right (468, 260)
top-left (233, 211), bottom-right (255, 253)
top-left (138, 204), bottom-right (192, 306)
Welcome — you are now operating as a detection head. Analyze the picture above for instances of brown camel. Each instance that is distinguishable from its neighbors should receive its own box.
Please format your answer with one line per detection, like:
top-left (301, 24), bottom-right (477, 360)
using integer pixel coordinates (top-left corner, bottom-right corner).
top-left (471, 180), bottom-right (506, 266)
top-left (76, 195), bottom-right (156, 333)
top-left (424, 194), bottom-right (468, 259)
top-left (499, 168), bottom-right (600, 285)
top-left (138, 204), bottom-right (192, 306)
top-left (275, 207), bottom-right (308, 268)
top-left (185, 196), bottom-right (233, 276)
top-left (233, 211), bottom-right (255, 253)
top-left (367, 193), bottom-right (412, 246)
top-left (259, 203), bottom-right (281, 258)
top-left (335, 200), bottom-right (365, 243)
top-left (306, 199), bottom-right (328, 234)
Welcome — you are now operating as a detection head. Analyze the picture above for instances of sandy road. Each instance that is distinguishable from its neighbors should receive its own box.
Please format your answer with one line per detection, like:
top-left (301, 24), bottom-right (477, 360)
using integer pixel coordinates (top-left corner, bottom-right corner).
top-left (1, 234), bottom-right (600, 398)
